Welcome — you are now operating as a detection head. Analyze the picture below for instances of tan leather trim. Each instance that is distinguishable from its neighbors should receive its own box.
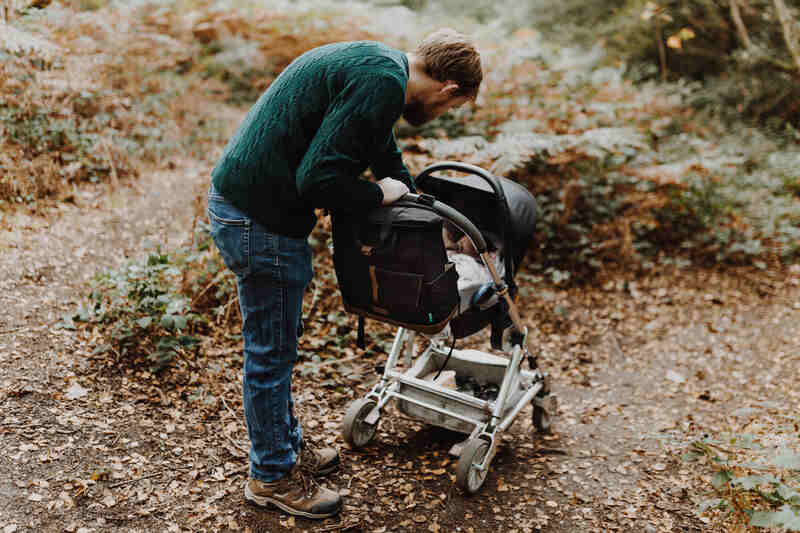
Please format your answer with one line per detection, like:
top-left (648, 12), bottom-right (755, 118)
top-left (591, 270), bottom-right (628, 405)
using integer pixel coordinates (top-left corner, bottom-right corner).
top-left (369, 265), bottom-right (379, 302)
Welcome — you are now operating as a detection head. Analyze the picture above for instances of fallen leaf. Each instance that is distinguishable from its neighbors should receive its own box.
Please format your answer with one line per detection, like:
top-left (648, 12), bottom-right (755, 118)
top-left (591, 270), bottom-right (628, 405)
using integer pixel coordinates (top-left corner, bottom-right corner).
top-left (665, 370), bottom-right (685, 383)
top-left (102, 488), bottom-right (116, 507)
top-left (666, 35), bottom-right (682, 49)
top-left (65, 382), bottom-right (89, 400)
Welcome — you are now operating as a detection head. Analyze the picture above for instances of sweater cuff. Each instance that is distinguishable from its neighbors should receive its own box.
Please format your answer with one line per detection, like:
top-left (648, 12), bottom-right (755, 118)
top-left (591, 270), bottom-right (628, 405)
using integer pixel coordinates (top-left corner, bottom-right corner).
top-left (401, 175), bottom-right (417, 193)
top-left (304, 179), bottom-right (384, 213)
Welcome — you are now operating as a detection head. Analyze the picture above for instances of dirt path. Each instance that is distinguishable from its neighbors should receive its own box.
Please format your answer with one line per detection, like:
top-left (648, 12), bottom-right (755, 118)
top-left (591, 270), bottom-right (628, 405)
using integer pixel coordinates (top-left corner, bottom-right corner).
top-left (1, 152), bottom-right (798, 533)
top-left (0, 159), bottom-right (213, 532)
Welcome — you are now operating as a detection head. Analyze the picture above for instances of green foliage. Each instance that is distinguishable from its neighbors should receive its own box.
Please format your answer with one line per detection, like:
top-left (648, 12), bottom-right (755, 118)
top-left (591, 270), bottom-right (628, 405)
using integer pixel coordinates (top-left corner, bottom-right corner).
top-left (397, 106), bottom-right (488, 140)
top-left (396, 0), bottom-right (800, 125)
top-left (79, 251), bottom-right (204, 371)
top-left (0, 84), bottom-right (178, 201)
top-left (0, 5), bottom-right (234, 207)
top-left (70, 0), bottom-right (109, 11)
top-left (415, 115), bottom-right (799, 279)
top-left (1, 107), bottom-right (94, 156)
top-left (191, 2), bottom-right (379, 105)
top-left (71, 221), bottom-right (239, 372)
top-left (197, 40), bottom-right (279, 105)
top-left (0, 90), bottom-right (133, 202)
top-left (684, 430), bottom-right (800, 531)
top-left (599, 0), bottom-right (800, 125)
top-left (376, 0), bottom-right (624, 36)
top-left (532, 171), bottom-right (639, 276)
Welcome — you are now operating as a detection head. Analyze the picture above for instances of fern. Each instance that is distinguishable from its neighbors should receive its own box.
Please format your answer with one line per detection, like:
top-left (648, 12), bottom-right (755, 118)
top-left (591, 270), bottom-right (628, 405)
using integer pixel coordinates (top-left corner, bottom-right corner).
top-left (574, 127), bottom-right (649, 159)
top-left (417, 128), bottom-right (651, 176)
top-left (486, 134), bottom-right (570, 175)
top-left (0, 22), bottom-right (61, 59)
top-left (416, 135), bottom-right (489, 159)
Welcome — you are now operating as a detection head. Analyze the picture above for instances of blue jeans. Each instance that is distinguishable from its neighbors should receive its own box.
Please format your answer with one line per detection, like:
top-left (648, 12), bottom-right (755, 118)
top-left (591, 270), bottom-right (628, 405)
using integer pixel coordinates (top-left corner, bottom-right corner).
top-left (207, 185), bottom-right (312, 482)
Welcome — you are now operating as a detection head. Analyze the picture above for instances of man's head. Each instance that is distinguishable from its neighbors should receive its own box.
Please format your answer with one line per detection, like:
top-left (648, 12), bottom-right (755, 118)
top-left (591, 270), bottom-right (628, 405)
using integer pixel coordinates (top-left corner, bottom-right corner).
top-left (404, 28), bottom-right (482, 127)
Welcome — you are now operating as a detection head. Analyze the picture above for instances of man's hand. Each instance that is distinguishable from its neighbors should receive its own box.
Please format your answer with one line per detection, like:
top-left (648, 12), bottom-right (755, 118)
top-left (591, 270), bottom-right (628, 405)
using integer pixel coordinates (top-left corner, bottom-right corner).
top-left (377, 177), bottom-right (409, 205)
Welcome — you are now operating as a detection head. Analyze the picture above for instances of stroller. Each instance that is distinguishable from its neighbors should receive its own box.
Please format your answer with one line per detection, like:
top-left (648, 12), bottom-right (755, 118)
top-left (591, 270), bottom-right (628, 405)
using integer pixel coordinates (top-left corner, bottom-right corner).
top-left (338, 162), bottom-right (557, 494)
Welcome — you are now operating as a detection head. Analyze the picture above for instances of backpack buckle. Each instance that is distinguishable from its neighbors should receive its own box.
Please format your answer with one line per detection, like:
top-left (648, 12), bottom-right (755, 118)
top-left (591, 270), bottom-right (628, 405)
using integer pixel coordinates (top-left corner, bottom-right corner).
top-left (418, 193), bottom-right (436, 207)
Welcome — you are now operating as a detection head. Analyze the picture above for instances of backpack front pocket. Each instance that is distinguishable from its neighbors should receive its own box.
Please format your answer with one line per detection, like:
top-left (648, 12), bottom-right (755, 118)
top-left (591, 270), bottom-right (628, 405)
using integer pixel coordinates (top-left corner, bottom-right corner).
top-left (372, 267), bottom-right (424, 317)
top-left (423, 262), bottom-right (459, 323)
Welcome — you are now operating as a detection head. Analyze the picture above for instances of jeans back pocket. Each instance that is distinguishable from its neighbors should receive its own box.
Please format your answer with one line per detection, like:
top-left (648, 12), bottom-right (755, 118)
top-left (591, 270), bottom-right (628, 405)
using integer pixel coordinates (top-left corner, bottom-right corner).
top-left (208, 201), bottom-right (251, 275)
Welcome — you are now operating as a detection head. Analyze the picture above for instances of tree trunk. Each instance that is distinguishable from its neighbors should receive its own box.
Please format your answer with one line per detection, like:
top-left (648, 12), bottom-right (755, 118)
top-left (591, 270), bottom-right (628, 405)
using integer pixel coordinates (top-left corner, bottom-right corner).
top-left (773, 0), bottom-right (800, 71)
top-left (729, 0), bottom-right (754, 51)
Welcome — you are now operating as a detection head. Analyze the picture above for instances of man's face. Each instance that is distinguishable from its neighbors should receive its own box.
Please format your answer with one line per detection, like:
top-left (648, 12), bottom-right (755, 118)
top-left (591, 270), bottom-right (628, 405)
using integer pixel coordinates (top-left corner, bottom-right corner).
top-left (403, 92), bottom-right (471, 127)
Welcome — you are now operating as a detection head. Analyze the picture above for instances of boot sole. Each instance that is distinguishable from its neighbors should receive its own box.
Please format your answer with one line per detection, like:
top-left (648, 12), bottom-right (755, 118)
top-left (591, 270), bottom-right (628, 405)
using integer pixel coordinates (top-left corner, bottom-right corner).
top-left (244, 483), bottom-right (342, 519)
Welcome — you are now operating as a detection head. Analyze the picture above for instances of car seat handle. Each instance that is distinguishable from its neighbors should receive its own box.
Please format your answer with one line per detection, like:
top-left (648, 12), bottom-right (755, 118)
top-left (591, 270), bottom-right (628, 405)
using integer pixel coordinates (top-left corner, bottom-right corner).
top-left (393, 193), bottom-right (488, 254)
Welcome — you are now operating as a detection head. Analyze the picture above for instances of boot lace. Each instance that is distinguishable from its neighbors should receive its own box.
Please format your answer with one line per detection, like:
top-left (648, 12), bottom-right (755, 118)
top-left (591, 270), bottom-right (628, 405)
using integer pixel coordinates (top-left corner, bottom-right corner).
top-left (295, 466), bottom-right (322, 498)
top-left (298, 444), bottom-right (321, 474)
top-left (295, 446), bottom-right (322, 497)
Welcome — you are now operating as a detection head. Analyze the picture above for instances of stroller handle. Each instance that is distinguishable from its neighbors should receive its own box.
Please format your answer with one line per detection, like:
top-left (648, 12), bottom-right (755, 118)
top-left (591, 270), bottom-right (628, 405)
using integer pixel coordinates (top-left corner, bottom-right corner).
top-left (393, 193), bottom-right (488, 254)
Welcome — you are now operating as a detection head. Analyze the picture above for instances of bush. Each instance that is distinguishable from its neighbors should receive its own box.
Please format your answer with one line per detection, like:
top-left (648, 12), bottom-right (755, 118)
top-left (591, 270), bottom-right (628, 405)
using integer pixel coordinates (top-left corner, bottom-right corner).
top-left (191, 3), bottom-right (378, 105)
top-left (0, 89), bottom-right (139, 203)
top-left (79, 251), bottom-right (204, 371)
top-left (71, 222), bottom-right (238, 371)
top-left (599, 0), bottom-right (800, 125)
top-left (391, 0), bottom-right (800, 125)
top-left (0, 1), bottom-right (235, 209)
top-left (684, 423), bottom-right (800, 531)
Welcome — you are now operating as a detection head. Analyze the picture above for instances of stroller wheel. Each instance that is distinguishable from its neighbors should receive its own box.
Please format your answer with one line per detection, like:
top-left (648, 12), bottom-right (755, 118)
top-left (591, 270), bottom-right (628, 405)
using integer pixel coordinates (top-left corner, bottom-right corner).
top-left (342, 398), bottom-right (378, 449)
top-left (533, 393), bottom-right (556, 434)
top-left (455, 437), bottom-right (491, 494)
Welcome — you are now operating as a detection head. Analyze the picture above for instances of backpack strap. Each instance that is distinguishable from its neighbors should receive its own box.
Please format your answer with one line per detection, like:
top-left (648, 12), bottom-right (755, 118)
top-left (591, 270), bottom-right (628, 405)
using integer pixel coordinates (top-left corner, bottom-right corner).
top-left (357, 315), bottom-right (366, 350)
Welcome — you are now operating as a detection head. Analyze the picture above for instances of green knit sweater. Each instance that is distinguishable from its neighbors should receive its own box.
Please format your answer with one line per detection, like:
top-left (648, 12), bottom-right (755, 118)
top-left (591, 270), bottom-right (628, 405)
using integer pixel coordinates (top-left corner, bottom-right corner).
top-left (210, 41), bottom-right (415, 238)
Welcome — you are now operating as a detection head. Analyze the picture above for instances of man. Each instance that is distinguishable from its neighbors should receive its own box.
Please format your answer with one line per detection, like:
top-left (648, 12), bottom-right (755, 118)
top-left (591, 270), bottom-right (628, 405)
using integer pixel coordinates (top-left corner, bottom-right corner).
top-left (207, 28), bottom-right (482, 519)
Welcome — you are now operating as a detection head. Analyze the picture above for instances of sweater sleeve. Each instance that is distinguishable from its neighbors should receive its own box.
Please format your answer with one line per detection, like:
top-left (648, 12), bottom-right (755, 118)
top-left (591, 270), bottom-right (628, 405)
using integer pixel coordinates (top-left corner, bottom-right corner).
top-left (295, 74), bottom-right (407, 206)
top-left (303, 178), bottom-right (383, 213)
top-left (370, 130), bottom-right (416, 192)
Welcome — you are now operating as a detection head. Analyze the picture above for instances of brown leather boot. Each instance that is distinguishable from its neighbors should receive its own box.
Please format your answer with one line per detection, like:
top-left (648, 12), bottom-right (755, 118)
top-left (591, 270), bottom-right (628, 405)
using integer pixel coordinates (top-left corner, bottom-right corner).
top-left (298, 442), bottom-right (341, 477)
top-left (244, 468), bottom-right (342, 519)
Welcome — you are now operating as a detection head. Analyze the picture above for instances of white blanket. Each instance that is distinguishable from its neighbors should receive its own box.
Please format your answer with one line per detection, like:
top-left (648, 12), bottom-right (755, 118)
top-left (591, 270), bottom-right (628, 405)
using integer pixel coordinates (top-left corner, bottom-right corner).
top-left (447, 251), bottom-right (505, 311)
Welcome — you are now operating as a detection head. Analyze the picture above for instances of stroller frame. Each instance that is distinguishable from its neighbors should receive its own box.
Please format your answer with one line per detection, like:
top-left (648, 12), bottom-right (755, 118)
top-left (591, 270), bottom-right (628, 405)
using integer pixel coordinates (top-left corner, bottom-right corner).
top-left (341, 163), bottom-right (558, 494)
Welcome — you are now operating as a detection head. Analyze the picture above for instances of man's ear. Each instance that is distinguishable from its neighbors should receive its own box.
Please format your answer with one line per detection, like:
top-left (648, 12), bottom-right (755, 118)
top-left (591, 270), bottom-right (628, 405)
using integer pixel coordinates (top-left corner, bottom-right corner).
top-left (439, 81), bottom-right (460, 96)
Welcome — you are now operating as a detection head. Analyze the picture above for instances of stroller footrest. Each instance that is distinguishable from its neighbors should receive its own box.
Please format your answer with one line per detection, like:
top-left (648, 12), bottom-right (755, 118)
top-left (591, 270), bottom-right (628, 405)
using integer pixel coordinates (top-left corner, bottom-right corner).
top-left (391, 390), bottom-right (485, 429)
top-left (387, 371), bottom-right (489, 411)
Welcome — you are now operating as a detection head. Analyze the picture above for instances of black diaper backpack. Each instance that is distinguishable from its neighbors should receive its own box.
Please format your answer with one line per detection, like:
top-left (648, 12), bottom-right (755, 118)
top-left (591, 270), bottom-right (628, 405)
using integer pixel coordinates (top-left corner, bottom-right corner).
top-left (331, 204), bottom-right (460, 346)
